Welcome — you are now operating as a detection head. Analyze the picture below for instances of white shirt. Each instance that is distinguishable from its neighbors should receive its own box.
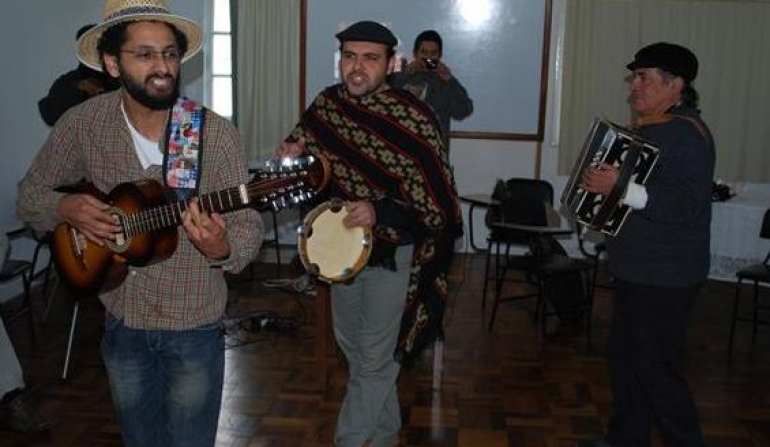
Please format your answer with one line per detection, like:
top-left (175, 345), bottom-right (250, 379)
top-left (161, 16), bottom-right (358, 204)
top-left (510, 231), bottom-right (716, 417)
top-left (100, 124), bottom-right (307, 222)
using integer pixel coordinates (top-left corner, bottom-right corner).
top-left (121, 102), bottom-right (163, 169)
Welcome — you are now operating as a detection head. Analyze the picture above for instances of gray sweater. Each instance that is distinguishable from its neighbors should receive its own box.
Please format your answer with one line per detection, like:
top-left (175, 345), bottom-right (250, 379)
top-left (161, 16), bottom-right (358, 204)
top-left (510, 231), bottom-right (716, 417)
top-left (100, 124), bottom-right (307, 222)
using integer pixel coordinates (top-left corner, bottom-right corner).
top-left (607, 106), bottom-right (715, 287)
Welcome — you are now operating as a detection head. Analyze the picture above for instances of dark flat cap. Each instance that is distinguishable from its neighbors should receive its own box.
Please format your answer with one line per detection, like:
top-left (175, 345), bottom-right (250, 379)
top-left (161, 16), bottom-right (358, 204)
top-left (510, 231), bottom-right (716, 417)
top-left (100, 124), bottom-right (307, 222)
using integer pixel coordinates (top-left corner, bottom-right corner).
top-left (336, 20), bottom-right (397, 47)
top-left (626, 42), bottom-right (699, 83)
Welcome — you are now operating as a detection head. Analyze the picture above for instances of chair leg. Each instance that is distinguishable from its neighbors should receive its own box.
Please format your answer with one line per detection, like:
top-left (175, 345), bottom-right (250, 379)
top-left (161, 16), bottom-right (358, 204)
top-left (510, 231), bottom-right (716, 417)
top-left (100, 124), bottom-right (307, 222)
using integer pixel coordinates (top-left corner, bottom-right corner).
top-left (42, 275), bottom-right (60, 324)
top-left (729, 279), bottom-right (743, 358)
top-left (488, 261), bottom-right (508, 331)
top-left (482, 241), bottom-right (494, 309)
top-left (585, 308), bottom-right (593, 354)
top-left (38, 257), bottom-right (55, 308)
top-left (536, 276), bottom-right (548, 351)
top-left (22, 271), bottom-right (36, 349)
top-left (485, 241), bottom-right (507, 310)
top-left (585, 272), bottom-right (594, 354)
top-left (62, 300), bottom-right (80, 380)
top-left (271, 209), bottom-right (281, 272)
top-left (752, 281), bottom-right (760, 349)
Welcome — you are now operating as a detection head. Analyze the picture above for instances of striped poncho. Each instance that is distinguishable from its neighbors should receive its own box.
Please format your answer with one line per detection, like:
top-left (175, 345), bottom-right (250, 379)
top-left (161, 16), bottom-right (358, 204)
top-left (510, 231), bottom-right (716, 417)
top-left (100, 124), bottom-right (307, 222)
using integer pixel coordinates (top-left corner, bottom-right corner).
top-left (290, 84), bottom-right (462, 363)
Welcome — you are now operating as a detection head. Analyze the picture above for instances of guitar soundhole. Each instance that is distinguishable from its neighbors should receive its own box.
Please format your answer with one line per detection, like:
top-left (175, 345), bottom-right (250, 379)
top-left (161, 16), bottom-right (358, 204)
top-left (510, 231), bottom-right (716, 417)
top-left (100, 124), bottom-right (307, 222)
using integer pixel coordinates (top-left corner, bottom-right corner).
top-left (105, 207), bottom-right (130, 254)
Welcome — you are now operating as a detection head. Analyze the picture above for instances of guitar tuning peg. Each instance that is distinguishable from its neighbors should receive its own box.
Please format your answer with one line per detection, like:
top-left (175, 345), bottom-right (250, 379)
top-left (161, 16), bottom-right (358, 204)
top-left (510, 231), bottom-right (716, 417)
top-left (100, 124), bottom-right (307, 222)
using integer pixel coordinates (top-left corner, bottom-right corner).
top-left (284, 157), bottom-right (297, 167)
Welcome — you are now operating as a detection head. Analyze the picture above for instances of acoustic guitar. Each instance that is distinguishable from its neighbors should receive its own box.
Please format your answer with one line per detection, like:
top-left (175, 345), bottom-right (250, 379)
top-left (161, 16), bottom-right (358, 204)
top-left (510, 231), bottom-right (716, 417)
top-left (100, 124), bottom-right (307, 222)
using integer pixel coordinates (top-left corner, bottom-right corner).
top-left (51, 154), bottom-right (329, 295)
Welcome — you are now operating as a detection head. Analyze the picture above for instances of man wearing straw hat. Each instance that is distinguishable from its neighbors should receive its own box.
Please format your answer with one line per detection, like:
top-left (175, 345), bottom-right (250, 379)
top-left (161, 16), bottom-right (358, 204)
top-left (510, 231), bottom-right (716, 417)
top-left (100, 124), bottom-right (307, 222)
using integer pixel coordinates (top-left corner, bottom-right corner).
top-left (17, 1), bottom-right (261, 446)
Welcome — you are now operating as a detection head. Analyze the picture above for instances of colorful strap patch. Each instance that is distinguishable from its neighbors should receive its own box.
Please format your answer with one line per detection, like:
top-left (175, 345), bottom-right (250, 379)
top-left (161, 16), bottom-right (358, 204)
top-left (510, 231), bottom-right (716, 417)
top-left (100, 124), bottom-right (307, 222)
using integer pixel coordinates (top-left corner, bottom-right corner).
top-left (164, 97), bottom-right (205, 199)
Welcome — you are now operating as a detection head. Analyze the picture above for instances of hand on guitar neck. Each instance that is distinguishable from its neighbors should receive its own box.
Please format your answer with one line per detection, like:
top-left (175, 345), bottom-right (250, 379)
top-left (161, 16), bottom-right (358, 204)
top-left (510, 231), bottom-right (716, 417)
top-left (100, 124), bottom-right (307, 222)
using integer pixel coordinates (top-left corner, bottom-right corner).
top-left (181, 199), bottom-right (230, 260)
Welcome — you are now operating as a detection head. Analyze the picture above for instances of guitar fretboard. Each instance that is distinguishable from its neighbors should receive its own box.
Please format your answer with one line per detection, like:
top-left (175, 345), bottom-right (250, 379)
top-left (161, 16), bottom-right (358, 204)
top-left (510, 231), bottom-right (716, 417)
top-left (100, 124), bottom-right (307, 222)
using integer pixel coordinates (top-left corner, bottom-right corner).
top-left (115, 154), bottom-right (323, 238)
top-left (122, 186), bottom-right (246, 237)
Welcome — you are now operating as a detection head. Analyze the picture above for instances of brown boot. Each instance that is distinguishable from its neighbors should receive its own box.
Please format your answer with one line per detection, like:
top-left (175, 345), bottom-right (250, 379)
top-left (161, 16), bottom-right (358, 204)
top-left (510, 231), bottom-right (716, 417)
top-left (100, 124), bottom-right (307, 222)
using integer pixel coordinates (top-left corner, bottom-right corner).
top-left (0, 390), bottom-right (53, 433)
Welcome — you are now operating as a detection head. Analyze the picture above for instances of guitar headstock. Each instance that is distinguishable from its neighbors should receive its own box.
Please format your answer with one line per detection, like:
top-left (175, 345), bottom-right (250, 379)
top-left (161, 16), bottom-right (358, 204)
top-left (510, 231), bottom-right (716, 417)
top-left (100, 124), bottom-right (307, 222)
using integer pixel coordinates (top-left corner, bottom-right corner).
top-left (248, 153), bottom-right (330, 212)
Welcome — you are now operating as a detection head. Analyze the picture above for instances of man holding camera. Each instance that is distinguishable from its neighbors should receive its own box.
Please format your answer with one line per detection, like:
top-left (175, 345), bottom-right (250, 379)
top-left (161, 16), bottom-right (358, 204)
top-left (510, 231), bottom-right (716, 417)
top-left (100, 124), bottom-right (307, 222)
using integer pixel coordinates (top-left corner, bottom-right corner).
top-left (393, 30), bottom-right (473, 152)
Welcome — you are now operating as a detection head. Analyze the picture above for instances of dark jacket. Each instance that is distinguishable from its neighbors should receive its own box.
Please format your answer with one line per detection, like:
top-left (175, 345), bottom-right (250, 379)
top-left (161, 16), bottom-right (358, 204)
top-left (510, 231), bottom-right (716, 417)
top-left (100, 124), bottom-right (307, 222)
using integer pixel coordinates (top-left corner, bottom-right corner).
top-left (607, 105), bottom-right (715, 287)
top-left (38, 65), bottom-right (118, 126)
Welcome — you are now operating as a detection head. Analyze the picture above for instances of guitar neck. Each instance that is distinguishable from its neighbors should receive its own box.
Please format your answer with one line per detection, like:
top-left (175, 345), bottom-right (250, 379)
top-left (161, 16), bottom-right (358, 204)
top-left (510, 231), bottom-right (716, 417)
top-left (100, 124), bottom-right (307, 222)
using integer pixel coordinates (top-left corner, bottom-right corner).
top-left (123, 185), bottom-right (247, 237)
top-left (118, 154), bottom-right (327, 238)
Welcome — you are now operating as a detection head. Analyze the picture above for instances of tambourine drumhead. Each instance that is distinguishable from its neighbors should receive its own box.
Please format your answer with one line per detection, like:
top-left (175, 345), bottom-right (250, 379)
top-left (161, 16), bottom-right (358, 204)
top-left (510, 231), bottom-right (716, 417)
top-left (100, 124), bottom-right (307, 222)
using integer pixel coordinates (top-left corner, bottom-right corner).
top-left (298, 201), bottom-right (372, 283)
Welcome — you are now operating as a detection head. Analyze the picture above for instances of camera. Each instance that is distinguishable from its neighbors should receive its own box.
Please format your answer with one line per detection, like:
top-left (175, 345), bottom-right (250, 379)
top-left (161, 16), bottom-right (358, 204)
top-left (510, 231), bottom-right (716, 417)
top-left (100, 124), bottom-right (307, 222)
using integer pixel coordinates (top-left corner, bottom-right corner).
top-left (423, 58), bottom-right (439, 70)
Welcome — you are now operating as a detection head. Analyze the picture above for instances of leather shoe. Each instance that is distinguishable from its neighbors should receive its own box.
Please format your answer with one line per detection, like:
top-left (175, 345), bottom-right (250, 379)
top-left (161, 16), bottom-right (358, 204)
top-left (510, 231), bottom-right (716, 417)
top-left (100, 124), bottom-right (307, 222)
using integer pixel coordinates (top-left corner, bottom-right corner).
top-left (0, 390), bottom-right (53, 433)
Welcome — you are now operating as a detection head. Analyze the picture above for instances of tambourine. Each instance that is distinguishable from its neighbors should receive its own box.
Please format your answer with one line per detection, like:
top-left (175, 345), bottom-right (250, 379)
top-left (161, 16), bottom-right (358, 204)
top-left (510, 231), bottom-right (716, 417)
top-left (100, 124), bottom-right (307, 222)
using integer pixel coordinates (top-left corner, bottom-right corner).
top-left (297, 200), bottom-right (373, 283)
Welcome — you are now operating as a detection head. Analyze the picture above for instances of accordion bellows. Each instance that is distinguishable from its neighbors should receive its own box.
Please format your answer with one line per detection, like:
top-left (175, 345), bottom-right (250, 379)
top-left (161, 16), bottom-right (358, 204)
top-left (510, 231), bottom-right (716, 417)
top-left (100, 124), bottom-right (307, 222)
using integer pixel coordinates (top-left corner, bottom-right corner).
top-left (561, 118), bottom-right (660, 236)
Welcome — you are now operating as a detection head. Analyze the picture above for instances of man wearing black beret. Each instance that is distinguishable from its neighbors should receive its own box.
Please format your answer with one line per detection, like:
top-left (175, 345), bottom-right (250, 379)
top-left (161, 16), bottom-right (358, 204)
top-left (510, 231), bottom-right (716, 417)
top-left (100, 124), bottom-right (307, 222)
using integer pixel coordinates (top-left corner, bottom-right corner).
top-left (278, 20), bottom-right (461, 447)
top-left (579, 42), bottom-right (713, 447)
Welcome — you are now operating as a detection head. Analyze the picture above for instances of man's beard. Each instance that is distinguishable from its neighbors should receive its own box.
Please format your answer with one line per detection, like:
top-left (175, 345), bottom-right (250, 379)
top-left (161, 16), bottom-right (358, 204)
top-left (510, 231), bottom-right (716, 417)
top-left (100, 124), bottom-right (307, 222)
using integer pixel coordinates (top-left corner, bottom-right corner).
top-left (119, 69), bottom-right (180, 110)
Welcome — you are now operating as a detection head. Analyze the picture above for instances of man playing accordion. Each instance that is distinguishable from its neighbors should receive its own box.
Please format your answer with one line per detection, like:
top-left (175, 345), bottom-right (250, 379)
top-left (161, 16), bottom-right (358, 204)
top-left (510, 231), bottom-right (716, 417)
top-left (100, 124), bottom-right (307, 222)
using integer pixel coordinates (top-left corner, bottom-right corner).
top-left (578, 42), bottom-right (714, 447)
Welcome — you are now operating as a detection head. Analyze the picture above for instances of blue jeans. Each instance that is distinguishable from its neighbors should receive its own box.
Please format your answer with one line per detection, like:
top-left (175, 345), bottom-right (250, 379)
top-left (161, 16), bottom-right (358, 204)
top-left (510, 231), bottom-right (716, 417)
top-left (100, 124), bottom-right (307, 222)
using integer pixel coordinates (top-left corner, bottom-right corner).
top-left (101, 314), bottom-right (225, 447)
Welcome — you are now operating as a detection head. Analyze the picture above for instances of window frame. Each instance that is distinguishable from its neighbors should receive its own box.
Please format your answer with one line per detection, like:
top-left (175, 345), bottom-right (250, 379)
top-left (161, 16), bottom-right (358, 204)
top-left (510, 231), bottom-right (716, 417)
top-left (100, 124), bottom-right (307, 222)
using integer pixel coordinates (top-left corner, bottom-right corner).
top-left (208, 0), bottom-right (232, 120)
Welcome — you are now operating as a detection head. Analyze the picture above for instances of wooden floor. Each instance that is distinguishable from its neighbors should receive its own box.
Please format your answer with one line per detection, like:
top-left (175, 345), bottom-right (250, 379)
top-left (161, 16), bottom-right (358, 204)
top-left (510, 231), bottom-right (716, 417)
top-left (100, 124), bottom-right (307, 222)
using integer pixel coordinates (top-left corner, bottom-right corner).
top-left (2, 253), bottom-right (770, 447)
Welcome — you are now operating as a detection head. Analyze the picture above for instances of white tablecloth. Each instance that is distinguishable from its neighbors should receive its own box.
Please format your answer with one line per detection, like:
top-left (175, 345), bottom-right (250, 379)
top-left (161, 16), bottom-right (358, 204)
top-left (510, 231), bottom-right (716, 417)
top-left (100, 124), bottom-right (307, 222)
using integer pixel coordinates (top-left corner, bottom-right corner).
top-left (709, 184), bottom-right (770, 281)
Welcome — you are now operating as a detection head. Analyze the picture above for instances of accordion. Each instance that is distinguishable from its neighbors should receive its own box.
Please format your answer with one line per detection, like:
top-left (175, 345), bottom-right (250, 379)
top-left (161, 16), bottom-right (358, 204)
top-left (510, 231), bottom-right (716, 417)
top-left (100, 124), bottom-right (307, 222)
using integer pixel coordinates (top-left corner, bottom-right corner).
top-left (561, 118), bottom-right (660, 236)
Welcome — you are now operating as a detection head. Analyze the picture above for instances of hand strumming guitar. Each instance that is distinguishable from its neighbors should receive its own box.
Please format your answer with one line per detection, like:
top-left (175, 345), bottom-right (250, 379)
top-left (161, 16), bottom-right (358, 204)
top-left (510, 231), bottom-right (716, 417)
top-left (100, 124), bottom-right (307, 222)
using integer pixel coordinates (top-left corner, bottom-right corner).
top-left (57, 194), bottom-right (121, 247)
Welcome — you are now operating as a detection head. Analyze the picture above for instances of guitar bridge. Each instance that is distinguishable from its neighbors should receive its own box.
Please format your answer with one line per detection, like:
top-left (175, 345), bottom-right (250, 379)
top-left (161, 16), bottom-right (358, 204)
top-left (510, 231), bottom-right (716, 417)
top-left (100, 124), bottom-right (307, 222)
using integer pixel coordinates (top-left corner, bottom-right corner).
top-left (70, 227), bottom-right (86, 257)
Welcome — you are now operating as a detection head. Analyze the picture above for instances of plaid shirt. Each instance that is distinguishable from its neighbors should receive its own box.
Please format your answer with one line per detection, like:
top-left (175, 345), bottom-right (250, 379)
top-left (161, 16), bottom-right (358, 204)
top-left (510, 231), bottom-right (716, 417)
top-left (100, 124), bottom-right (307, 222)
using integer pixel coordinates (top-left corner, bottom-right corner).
top-left (17, 91), bottom-right (262, 330)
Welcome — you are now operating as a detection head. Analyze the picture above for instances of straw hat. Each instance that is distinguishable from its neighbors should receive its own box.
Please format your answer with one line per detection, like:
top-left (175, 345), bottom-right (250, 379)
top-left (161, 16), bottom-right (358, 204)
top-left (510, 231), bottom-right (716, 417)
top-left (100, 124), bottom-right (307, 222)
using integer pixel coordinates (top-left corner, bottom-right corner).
top-left (77, 0), bottom-right (203, 71)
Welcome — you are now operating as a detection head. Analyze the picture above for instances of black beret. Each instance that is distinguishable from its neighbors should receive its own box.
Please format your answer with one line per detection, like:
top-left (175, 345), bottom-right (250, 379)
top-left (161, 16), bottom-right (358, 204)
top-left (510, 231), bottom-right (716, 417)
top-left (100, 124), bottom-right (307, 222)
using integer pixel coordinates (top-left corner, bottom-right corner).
top-left (335, 21), bottom-right (397, 47)
top-left (626, 42), bottom-right (699, 83)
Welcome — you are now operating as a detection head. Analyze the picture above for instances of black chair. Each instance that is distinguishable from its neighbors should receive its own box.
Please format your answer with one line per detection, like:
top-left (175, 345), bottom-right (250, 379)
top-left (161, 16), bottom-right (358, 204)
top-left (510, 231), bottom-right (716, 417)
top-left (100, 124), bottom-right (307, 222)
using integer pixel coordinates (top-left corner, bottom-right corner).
top-left (29, 232), bottom-right (57, 321)
top-left (481, 178), bottom-right (554, 309)
top-left (18, 233), bottom-right (81, 380)
top-left (728, 208), bottom-right (770, 358)
top-left (11, 230), bottom-right (85, 380)
top-left (484, 182), bottom-right (596, 350)
top-left (0, 229), bottom-right (36, 347)
top-left (531, 236), bottom-right (596, 350)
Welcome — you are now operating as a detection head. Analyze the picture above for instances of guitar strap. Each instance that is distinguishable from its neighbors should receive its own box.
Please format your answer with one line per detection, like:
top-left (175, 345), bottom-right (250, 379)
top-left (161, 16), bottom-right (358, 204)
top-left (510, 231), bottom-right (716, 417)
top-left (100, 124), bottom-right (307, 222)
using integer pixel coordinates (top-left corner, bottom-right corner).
top-left (163, 97), bottom-right (206, 201)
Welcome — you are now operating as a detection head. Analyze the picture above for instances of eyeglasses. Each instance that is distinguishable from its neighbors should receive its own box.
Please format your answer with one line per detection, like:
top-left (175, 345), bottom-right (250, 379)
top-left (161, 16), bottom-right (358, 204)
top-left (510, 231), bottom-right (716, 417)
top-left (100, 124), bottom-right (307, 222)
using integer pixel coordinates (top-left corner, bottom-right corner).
top-left (120, 49), bottom-right (181, 64)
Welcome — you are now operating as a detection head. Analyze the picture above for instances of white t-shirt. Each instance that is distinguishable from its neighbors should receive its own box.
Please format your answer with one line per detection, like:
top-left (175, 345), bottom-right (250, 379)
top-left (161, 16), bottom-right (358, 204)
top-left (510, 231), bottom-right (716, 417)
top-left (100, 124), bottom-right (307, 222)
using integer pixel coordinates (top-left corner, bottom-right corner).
top-left (121, 102), bottom-right (163, 169)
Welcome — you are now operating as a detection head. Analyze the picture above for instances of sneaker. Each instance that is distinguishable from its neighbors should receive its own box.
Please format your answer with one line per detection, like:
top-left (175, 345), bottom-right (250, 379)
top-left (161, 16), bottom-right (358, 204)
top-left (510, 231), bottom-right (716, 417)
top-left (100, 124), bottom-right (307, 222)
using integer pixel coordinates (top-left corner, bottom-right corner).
top-left (0, 391), bottom-right (53, 433)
